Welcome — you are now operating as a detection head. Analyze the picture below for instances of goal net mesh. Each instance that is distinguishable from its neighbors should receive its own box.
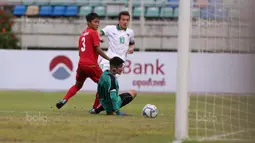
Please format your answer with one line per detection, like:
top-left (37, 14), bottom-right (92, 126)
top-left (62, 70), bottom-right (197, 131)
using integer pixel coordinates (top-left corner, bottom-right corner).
top-left (188, 0), bottom-right (255, 142)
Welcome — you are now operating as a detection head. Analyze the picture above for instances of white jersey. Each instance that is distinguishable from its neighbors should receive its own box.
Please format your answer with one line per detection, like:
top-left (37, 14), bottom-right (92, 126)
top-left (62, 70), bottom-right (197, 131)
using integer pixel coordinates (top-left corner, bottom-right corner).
top-left (99, 25), bottom-right (135, 71)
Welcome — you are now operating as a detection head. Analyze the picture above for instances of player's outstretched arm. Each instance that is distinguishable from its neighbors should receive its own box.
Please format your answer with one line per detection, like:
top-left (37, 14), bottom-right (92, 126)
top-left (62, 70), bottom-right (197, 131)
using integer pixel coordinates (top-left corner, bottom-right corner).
top-left (95, 46), bottom-right (111, 61)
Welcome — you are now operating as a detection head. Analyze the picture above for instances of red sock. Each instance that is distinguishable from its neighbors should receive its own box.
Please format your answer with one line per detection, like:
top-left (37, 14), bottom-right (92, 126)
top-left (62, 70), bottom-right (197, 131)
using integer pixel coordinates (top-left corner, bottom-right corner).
top-left (63, 85), bottom-right (80, 101)
top-left (92, 93), bottom-right (101, 109)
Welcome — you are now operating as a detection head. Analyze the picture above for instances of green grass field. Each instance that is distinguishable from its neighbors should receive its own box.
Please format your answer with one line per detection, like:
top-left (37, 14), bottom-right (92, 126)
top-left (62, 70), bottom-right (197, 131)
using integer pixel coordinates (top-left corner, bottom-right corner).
top-left (0, 91), bottom-right (254, 143)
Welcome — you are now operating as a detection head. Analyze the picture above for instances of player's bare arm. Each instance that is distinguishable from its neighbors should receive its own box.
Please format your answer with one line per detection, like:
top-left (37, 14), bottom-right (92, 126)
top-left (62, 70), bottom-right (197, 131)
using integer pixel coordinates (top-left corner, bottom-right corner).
top-left (128, 43), bottom-right (135, 54)
top-left (95, 45), bottom-right (111, 61)
top-left (98, 31), bottom-right (104, 43)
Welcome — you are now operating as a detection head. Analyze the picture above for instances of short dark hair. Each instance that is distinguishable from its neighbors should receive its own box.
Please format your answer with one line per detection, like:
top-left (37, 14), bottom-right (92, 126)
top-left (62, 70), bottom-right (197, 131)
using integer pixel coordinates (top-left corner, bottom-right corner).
top-left (118, 11), bottom-right (130, 20)
top-left (110, 57), bottom-right (124, 67)
top-left (86, 13), bottom-right (99, 22)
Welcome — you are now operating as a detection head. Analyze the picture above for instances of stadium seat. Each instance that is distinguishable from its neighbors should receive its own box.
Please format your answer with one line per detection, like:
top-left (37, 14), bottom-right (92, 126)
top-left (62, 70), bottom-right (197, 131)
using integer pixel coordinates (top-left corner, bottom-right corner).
top-left (144, 0), bottom-right (156, 6)
top-left (132, 0), bottom-right (140, 6)
top-left (156, 0), bottom-right (167, 6)
top-left (192, 8), bottom-right (200, 17)
top-left (116, 0), bottom-right (128, 4)
top-left (133, 6), bottom-right (143, 17)
top-left (22, 0), bottom-right (34, 5)
top-left (25, 5), bottom-right (39, 16)
top-left (5, 0), bottom-right (21, 4)
top-left (121, 7), bottom-right (129, 12)
top-left (145, 7), bottom-right (159, 18)
top-left (79, 6), bottom-right (92, 16)
top-left (35, 0), bottom-right (49, 5)
top-left (167, 0), bottom-right (179, 8)
top-left (89, 0), bottom-right (101, 6)
top-left (39, 6), bottom-right (53, 16)
top-left (94, 6), bottom-right (106, 17)
top-left (75, 0), bottom-right (89, 6)
top-left (173, 8), bottom-right (179, 17)
top-left (50, 0), bottom-right (74, 5)
top-left (201, 7), bottom-right (227, 20)
top-left (214, 7), bottom-right (228, 20)
top-left (13, 5), bottom-right (26, 16)
top-left (52, 6), bottom-right (66, 16)
top-left (160, 7), bottom-right (173, 18)
top-left (65, 6), bottom-right (78, 16)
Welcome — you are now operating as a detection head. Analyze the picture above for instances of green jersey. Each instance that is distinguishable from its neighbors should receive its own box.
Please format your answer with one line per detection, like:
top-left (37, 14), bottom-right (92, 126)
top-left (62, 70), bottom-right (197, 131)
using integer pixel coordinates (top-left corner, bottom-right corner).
top-left (97, 70), bottom-right (121, 112)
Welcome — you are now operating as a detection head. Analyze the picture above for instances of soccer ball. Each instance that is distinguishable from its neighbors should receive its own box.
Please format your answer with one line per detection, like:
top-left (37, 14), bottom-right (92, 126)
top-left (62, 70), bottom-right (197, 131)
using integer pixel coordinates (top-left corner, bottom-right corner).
top-left (142, 104), bottom-right (158, 118)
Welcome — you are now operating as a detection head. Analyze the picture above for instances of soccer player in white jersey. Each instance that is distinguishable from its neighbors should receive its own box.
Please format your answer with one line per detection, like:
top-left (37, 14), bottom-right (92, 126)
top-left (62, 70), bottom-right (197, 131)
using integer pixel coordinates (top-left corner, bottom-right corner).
top-left (99, 11), bottom-right (135, 71)
top-left (90, 11), bottom-right (135, 113)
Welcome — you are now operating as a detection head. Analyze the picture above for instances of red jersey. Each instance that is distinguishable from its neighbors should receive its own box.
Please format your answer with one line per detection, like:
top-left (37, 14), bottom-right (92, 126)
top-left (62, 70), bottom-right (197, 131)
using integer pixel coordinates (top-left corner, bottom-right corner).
top-left (78, 27), bottom-right (100, 65)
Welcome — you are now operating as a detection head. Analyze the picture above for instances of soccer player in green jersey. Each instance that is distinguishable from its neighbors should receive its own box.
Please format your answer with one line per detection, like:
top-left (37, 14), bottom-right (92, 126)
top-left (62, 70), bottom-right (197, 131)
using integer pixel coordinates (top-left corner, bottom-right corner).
top-left (93, 56), bottom-right (137, 116)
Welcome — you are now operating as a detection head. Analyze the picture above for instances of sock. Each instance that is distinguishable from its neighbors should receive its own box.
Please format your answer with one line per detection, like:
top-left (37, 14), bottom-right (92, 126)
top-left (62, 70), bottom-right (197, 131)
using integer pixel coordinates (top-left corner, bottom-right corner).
top-left (92, 93), bottom-right (100, 109)
top-left (63, 85), bottom-right (80, 101)
top-left (95, 105), bottom-right (105, 114)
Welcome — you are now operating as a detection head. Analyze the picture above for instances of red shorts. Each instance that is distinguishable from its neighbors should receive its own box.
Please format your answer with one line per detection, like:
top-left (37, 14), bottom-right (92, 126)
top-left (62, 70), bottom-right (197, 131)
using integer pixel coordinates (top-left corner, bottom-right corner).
top-left (76, 64), bottom-right (102, 83)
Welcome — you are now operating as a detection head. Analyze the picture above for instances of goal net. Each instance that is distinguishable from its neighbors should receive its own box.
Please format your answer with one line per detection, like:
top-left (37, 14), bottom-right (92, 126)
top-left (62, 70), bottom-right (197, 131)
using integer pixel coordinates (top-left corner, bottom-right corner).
top-left (178, 0), bottom-right (255, 142)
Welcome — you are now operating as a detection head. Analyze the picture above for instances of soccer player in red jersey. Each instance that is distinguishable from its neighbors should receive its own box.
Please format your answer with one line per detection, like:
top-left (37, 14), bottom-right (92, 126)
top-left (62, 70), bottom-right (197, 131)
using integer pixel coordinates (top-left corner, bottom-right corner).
top-left (56, 13), bottom-right (110, 109)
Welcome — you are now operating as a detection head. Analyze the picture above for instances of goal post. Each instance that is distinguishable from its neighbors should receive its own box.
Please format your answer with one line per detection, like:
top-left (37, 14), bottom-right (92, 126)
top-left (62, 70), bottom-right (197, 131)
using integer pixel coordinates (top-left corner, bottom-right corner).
top-left (174, 0), bottom-right (255, 142)
top-left (174, 0), bottom-right (192, 142)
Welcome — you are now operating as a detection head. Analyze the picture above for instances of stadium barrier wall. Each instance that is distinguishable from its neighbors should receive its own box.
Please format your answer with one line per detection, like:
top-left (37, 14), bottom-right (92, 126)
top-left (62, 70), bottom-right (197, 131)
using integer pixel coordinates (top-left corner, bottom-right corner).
top-left (0, 50), bottom-right (254, 94)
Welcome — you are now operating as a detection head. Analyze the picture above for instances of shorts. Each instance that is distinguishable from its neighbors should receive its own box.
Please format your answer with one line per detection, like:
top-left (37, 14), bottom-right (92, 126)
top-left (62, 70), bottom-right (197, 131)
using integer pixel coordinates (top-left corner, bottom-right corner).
top-left (119, 93), bottom-right (133, 107)
top-left (99, 58), bottom-right (110, 72)
top-left (76, 64), bottom-right (102, 83)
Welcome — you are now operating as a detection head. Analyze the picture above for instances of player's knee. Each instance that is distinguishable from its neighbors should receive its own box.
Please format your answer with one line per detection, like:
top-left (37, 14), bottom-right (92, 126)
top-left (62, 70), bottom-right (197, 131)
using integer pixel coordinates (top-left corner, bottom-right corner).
top-left (75, 81), bottom-right (84, 89)
top-left (129, 90), bottom-right (137, 99)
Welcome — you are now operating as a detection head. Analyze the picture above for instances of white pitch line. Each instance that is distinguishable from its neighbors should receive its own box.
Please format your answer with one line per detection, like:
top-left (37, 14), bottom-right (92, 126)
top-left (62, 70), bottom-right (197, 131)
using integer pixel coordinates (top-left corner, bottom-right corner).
top-left (197, 130), bottom-right (247, 141)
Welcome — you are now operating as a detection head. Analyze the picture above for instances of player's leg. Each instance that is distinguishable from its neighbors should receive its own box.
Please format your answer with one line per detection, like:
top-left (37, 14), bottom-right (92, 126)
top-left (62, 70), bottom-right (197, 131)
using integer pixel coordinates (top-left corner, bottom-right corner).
top-left (94, 90), bottom-right (137, 114)
top-left (85, 65), bottom-right (103, 113)
top-left (56, 64), bottom-right (86, 109)
top-left (119, 90), bottom-right (137, 108)
top-left (90, 62), bottom-right (109, 113)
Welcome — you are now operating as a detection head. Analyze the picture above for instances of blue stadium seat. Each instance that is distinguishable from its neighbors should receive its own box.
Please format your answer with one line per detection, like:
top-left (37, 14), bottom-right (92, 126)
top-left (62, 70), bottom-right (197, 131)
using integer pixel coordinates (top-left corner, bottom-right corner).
top-left (214, 7), bottom-right (228, 20)
top-left (167, 0), bottom-right (179, 8)
top-left (52, 6), bottom-right (66, 16)
top-left (13, 5), bottom-right (26, 16)
top-left (65, 6), bottom-right (78, 16)
top-left (39, 6), bottom-right (52, 16)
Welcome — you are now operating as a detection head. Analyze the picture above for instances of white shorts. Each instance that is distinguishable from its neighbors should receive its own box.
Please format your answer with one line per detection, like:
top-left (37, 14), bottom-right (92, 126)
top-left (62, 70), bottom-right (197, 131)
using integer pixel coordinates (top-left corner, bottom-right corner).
top-left (99, 58), bottom-right (121, 78)
top-left (99, 58), bottom-right (110, 72)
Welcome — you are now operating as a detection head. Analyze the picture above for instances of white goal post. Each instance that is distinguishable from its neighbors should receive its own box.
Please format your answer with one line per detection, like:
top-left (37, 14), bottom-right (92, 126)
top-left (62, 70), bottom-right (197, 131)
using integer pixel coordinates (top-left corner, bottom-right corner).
top-left (174, 0), bottom-right (191, 142)
top-left (174, 0), bottom-right (255, 142)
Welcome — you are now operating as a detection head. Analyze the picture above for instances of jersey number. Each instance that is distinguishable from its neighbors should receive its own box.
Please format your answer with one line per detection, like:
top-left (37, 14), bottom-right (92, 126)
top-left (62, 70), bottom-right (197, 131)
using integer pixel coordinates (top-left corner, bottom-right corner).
top-left (81, 37), bottom-right (86, 52)
top-left (119, 37), bottom-right (125, 44)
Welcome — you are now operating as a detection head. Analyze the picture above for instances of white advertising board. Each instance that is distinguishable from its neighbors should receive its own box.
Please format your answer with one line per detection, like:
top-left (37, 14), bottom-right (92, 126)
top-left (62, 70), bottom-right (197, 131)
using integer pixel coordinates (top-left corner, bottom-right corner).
top-left (0, 50), bottom-right (254, 94)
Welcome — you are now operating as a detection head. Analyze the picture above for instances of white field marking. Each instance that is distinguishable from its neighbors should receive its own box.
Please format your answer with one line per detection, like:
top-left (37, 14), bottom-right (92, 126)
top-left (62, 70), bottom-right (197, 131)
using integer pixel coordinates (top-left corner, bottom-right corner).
top-left (197, 130), bottom-right (249, 141)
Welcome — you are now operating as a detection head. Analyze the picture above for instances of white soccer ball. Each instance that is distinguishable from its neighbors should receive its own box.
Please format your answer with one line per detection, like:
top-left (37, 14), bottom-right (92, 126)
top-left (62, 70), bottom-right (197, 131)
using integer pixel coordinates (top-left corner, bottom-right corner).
top-left (142, 104), bottom-right (158, 118)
